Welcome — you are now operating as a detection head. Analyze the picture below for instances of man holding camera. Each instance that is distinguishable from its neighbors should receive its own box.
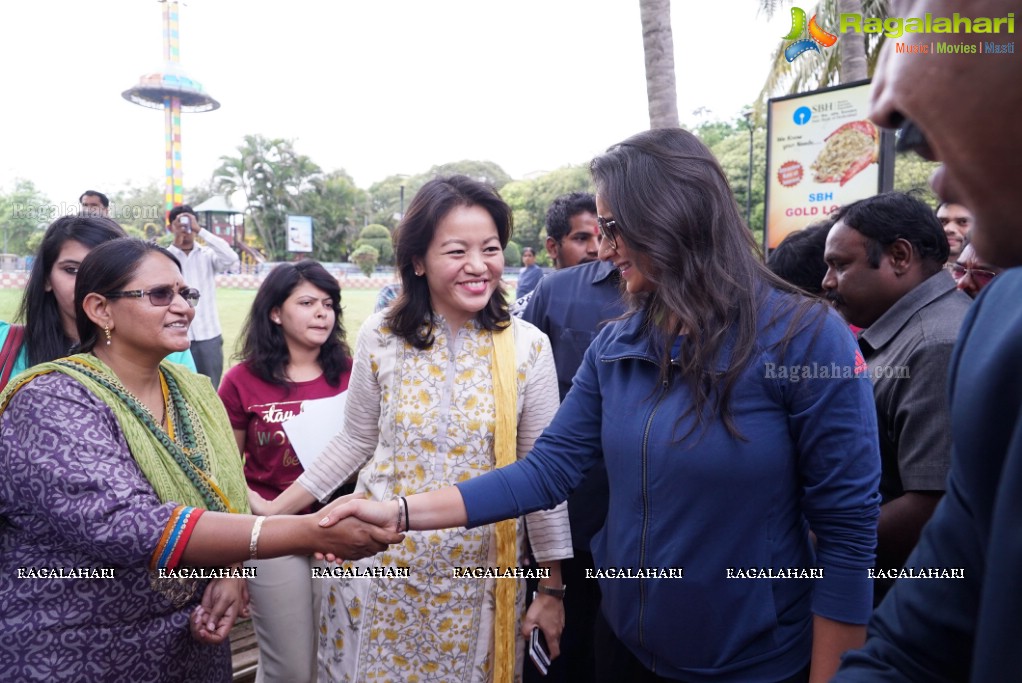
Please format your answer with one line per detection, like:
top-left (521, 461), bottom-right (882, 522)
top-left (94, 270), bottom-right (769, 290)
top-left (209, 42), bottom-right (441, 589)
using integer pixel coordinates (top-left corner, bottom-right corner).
top-left (167, 204), bottom-right (239, 388)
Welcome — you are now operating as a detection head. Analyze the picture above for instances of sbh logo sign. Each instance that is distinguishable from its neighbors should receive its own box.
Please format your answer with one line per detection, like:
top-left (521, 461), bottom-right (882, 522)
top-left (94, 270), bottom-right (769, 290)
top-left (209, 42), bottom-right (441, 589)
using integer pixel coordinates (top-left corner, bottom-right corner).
top-left (783, 7), bottom-right (838, 62)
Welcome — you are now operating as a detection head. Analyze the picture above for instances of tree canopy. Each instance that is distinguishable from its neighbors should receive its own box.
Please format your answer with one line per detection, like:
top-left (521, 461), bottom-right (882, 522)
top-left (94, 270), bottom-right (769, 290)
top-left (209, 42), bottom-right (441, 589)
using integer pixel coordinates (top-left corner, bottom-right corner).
top-left (0, 180), bottom-right (51, 255)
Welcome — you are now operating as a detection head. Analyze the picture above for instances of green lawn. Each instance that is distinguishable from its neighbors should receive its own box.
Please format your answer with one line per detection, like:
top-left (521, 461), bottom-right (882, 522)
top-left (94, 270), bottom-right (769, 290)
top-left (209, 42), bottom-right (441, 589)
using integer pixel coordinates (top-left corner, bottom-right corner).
top-left (0, 286), bottom-right (379, 370)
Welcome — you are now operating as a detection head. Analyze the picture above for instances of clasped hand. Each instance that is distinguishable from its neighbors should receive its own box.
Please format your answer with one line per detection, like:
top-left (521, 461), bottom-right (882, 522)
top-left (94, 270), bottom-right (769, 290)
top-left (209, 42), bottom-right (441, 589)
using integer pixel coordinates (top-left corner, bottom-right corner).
top-left (250, 490), bottom-right (404, 561)
top-left (316, 496), bottom-right (401, 563)
top-left (310, 493), bottom-right (403, 561)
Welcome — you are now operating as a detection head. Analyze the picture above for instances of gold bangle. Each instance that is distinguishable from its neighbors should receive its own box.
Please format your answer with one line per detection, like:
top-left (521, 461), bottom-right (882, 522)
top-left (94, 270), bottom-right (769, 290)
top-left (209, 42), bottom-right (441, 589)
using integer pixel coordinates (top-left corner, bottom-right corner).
top-left (249, 516), bottom-right (266, 560)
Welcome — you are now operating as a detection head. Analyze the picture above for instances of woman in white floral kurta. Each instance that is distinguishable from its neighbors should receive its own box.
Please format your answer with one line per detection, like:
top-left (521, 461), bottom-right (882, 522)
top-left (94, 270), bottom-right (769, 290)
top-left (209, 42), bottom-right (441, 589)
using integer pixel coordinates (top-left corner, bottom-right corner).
top-left (258, 176), bottom-right (571, 682)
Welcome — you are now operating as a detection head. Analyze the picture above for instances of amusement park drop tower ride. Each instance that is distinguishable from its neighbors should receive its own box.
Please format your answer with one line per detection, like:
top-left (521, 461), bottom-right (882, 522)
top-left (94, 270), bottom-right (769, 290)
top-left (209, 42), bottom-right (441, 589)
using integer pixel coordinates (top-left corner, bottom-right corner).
top-left (122, 0), bottom-right (219, 218)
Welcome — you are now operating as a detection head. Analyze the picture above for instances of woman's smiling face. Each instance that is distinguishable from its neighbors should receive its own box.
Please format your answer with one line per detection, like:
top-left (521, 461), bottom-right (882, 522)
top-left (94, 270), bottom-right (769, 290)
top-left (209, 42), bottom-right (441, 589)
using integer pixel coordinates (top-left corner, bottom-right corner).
top-left (414, 204), bottom-right (504, 330)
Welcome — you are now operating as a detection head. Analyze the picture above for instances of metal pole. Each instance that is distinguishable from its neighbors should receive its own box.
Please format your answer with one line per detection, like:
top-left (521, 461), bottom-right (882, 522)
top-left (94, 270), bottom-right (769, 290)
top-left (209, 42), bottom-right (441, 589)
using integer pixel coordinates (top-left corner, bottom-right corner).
top-left (745, 114), bottom-right (755, 228)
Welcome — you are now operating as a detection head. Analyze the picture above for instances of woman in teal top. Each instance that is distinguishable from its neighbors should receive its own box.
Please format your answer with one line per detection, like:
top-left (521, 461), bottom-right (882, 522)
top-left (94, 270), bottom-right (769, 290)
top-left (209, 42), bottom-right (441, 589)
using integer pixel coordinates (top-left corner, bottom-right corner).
top-left (0, 216), bottom-right (195, 391)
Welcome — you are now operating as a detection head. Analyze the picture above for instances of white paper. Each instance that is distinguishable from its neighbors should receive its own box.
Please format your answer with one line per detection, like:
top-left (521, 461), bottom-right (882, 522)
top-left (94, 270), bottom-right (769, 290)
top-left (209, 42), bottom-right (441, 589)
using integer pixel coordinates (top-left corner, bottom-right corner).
top-left (282, 392), bottom-right (347, 470)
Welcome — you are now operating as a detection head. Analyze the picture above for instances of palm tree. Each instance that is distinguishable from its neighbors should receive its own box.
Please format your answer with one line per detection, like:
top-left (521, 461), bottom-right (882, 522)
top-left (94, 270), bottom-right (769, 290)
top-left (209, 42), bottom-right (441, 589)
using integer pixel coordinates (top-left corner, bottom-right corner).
top-left (758, 0), bottom-right (887, 100)
top-left (836, 0), bottom-right (869, 81)
top-left (214, 134), bottom-right (322, 260)
top-left (639, 0), bottom-right (679, 129)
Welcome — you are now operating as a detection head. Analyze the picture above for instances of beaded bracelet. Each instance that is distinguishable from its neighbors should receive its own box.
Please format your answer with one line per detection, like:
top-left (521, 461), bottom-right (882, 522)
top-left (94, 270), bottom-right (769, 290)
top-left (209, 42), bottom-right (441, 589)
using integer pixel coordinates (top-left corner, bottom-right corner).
top-left (250, 516), bottom-right (266, 560)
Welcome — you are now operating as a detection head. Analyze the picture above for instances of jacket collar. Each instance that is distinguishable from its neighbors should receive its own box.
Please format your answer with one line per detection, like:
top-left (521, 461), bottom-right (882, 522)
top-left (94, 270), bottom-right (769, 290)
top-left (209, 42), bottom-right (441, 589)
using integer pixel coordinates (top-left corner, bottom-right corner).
top-left (859, 269), bottom-right (957, 352)
top-left (589, 259), bottom-right (619, 285)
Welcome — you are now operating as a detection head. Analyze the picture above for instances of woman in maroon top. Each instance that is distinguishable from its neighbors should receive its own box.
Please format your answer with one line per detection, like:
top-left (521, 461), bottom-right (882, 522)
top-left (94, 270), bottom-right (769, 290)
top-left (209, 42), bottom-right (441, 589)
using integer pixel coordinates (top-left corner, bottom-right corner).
top-left (219, 260), bottom-right (353, 683)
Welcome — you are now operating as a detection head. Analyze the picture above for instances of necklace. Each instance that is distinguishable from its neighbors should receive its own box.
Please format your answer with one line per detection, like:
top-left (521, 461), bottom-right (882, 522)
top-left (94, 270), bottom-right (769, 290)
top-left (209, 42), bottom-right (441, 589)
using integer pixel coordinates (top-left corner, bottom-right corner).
top-left (57, 358), bottom-right (227, 511)
top-left (159, 372), bottom-right (171, 432)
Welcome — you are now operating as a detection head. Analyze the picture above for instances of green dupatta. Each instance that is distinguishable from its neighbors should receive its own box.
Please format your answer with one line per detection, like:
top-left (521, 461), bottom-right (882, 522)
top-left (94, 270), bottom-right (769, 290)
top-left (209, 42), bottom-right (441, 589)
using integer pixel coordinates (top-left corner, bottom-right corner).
top-left (0, 353), bottom-right (249, 515)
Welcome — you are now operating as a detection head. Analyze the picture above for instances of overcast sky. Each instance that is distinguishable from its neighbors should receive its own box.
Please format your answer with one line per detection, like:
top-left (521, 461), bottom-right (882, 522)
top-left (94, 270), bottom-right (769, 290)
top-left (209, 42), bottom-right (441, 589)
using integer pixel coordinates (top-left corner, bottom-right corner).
top-left (1, 1), bottom-right (791, 204)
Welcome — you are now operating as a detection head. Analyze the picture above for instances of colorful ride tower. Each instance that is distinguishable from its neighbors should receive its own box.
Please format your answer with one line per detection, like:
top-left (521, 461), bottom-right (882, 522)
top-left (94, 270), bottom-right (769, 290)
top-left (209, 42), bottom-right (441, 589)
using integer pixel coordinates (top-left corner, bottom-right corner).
top-left (122, 1), bottom-right (219, 218)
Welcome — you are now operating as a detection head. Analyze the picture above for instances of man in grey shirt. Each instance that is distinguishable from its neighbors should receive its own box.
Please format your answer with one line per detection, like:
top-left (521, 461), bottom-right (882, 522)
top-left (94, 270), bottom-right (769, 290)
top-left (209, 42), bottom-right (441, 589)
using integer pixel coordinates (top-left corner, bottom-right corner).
top-left (822, 192), bottom-right (971, 603)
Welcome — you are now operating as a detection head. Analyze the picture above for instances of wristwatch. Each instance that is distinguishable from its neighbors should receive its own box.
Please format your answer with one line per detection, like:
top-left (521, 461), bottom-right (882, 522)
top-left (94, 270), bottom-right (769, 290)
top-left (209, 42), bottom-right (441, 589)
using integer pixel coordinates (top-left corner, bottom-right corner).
top-left (535, 584), bottom-right (567, 599)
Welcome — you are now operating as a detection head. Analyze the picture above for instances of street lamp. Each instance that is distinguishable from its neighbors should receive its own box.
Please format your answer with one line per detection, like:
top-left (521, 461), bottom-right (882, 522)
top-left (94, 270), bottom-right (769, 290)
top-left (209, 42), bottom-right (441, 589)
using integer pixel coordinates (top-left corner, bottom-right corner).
top-left (742, 107), bottom-right (755, 228)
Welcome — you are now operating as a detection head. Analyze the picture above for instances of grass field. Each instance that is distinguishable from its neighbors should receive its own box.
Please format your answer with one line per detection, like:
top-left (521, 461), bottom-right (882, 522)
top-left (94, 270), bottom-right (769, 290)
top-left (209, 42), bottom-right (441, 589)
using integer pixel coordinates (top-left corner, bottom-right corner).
top-left (0, 286), bottom-right (380, 370)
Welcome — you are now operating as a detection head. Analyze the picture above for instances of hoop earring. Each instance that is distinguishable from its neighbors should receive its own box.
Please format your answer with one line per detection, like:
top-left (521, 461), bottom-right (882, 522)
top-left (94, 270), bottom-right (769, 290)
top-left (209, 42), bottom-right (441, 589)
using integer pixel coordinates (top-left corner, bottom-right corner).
top-left (104, 325), bottom-right (112, 346)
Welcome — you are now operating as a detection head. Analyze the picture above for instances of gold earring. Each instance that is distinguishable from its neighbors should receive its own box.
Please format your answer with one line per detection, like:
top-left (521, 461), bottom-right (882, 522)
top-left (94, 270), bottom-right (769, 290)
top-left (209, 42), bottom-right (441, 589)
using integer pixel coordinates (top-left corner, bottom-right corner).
top-left (104, 325), bottom-right (112, 346)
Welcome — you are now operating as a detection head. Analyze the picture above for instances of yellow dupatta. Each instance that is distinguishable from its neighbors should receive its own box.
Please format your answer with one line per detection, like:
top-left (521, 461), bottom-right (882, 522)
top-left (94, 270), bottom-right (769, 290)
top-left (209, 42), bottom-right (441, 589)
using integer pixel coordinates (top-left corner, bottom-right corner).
top-left (490, 324), bottom-right (518, 683)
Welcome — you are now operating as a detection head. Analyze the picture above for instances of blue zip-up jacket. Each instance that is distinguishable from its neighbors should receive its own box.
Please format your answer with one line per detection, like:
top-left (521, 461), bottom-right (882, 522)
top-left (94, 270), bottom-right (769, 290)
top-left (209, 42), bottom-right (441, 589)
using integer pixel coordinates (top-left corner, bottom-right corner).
top-left (458, 290), bottom-right (881, 682)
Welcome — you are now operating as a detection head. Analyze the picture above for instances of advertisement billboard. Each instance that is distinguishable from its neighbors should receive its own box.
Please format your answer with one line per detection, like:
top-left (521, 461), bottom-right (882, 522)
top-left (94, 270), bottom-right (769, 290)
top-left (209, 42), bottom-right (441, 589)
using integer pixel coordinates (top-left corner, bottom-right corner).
top-left (764, 80), bottom-right (894, 250)
top-left (286, 215), bottom-right (313, 253)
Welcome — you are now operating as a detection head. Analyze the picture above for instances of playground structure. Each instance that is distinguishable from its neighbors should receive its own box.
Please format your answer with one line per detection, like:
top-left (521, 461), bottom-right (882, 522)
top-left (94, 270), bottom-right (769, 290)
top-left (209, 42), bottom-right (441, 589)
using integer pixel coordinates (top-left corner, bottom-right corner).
top-left (122, 0), bottom-right (219, 218)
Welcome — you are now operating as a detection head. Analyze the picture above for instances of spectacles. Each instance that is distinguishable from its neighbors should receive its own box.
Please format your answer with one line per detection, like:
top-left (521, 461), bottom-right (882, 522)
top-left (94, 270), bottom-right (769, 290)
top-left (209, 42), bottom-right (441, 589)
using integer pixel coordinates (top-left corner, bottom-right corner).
top-left (105, 286), bottom-right (201, 308)
top-left (949, 263), bottom-right (997, 288)
top-left (597, 215), bottom-right (620, 250)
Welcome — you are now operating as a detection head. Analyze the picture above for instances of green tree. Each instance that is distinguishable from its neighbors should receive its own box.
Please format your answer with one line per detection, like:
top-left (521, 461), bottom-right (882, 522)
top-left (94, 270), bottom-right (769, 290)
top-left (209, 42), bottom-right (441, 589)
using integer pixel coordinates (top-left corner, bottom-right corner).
top-left (110, 181), bottom-right (165, 239)
top-left (213, 134), bottom-right (322, 260)
top-left (691, 113), bottom-right (739, 148)
top-left (837, 0), bottom-right (869, 81)
top-left (367, 174), bottom-right (419, 230)
top-left (350, 244), bottom-right (380, 277)
top-left (503, 241), bottom-right (522, 268)
top-left (366, 161), bottom-right (513, 229)
top-left (0, 179), bottom-right (51, 255)
top-left (304, 170), bottom-right (368, 262)
top-left (501, 166), bottom-right (594, 255)
top-left (640, 0), bottom-right (680, 128)
top-left (694, 117), bottom-right (768, 238)
top-left (355, 224), bottom-right (394, 265)
top-left (759, 0), bottom-right (888, 99)
top-left (426, 161), bottom-right (512, 189)
top-left (109, 180), bottom-right (215, 239)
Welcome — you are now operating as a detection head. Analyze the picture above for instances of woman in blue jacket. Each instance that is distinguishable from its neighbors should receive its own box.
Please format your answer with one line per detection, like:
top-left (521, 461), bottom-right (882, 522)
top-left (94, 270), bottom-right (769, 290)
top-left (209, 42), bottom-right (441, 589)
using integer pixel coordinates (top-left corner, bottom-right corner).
top-left (320, 128), bottom-right (881, 683)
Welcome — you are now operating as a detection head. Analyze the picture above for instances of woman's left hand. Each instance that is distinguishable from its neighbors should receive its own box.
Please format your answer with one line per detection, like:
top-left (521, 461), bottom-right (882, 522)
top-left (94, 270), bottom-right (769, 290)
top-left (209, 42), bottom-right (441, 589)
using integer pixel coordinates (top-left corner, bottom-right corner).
top-left (248, 488), bottom-right (271, 516)
top-left (189, 573), bottom-right (248, 645)
top-left (520, 592), bottom-right (565, 660)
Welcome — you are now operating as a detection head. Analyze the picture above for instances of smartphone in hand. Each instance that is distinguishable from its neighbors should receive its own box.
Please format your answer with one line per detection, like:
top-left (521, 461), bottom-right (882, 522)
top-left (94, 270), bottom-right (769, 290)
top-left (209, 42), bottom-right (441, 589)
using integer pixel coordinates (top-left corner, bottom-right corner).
top-left (529, 627), bottom-right (551, 676)
top-left (180, 215), bottom-right (192, 234)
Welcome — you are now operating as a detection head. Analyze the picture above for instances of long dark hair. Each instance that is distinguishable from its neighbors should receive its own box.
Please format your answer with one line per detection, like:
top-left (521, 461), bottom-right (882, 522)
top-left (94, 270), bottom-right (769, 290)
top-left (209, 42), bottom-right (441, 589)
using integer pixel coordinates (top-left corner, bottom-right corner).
top-left (16, 215), bottom-right (126, 365)
top-left (387, 175), bottom-right (512, 348)
top-left (238, 260), bottom-right (352, 387)
top-left (74, 239), bottom-right (182, 354)
top-left (590, 128), bottom-right (823, 437)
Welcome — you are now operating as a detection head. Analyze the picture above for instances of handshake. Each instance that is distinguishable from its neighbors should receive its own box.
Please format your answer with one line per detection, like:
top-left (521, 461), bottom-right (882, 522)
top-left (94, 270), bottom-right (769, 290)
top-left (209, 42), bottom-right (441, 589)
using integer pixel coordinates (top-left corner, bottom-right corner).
top-left (249, 491), bottom-right (406, 563)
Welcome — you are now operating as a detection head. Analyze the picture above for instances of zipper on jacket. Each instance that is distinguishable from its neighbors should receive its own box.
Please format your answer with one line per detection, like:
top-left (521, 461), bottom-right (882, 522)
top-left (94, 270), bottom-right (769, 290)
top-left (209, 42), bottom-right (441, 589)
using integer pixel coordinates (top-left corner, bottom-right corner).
top-left (637, 369), bottom-right (674, 667)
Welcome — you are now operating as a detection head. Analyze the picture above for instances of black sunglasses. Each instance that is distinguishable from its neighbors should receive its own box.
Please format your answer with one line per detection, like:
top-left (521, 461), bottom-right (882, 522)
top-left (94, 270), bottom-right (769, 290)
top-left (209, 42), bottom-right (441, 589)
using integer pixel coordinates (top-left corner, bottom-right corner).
top-left (105, 286), bottom-right (201, 308)
top-left (597, 215), bottom-right (620, 250)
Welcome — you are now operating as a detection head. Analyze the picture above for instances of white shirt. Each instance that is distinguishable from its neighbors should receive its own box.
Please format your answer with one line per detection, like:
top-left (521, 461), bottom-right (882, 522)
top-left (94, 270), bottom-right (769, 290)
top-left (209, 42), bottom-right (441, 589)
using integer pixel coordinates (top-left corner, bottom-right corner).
top-left (167, 229), bottom-right (240, 342)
